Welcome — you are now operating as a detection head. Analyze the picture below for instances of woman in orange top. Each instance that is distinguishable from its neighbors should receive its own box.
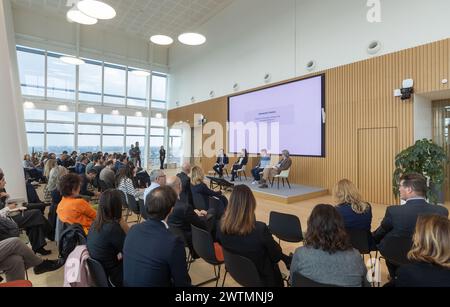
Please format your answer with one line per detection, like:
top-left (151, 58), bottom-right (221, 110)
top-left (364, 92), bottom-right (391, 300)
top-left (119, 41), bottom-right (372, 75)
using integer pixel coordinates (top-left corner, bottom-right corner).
top-left (57, 173), bottom-right (96, 234)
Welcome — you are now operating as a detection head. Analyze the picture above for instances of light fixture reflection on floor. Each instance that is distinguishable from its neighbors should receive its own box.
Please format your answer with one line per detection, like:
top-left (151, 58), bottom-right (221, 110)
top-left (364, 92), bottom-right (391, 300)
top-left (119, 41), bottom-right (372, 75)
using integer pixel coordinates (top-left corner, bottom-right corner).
top-left (77, 0), bottom-right (116, 20)
top-left (178, 33), bottom-right (206, 46)
top-left (60, 56), bottom-right (85, 65)
top-left (150, 35), bottom-right (174, 46)
top-left (66, 6), bottom-right (98, 25)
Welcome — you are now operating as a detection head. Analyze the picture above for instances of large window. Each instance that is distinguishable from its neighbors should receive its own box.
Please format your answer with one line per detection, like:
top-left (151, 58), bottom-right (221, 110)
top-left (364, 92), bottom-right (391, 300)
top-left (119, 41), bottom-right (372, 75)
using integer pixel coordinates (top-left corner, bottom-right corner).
top-left (17, 46), bottom-right (45, 96)
top-left (47, 52), bottom-right (76, 100)
top-left (169, 128), bottom-right (183, 165)
top-left (18, 45), bottom-right (169, 168)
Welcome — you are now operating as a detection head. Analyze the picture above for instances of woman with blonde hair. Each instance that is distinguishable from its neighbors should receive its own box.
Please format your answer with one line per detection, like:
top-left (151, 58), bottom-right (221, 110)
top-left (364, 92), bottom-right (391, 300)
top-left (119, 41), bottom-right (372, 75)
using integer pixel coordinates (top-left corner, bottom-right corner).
top-left (216, 185), bottom-right (290, 287)
top-left (334, 179), bottom-right (372, 230)
top-left (395, 215), bottom-right (450, 287)
top-left (191, 166), bottom-right (228, 212)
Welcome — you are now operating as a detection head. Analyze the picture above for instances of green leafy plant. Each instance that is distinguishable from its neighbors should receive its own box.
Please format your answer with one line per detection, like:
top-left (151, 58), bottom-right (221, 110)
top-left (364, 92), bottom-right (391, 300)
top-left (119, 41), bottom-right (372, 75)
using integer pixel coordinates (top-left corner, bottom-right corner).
top-left (393, 139), bottom-right (448, 204)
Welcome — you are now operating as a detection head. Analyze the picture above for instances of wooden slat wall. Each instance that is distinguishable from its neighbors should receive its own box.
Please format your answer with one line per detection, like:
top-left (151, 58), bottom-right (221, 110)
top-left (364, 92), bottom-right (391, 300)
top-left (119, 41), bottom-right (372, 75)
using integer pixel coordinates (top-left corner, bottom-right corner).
top-left (169, 39), bottom-right (450, 205)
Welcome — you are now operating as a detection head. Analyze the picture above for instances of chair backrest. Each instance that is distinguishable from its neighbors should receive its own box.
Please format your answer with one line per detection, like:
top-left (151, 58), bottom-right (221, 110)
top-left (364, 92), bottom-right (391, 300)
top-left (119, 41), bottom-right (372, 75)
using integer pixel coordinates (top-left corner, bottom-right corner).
top-left (222, 248), bottom-right (263, 287)
top-left (169, 226), bottom-right (189, 247)
top-left (279, 168), bottom-right (290, 177)
top-left (269, 211), bottom-right (303, 243)
top-left (86, 258), bottom-right (110, 287)
top-left (118, 190), bottom-right (128, 210)
top-left (347, 229), bottom-right (371, 255)
top-left (0, 280), bottom-right (33, 287)
top-left (126, 193), bottom-right (140, 215)
top-left (191, 224), bottom-right (222, 265)
top-left (138, 199), bottom-right (149, 220)
top-left (98, 180), bottom-right (111, 192)
top-left (291, 272), bottom-right (339, 287)
top-left (192, 192), bottom-right (208, 211)
top-left (239, 165), bottom-right (246, 171)
top-left (381, 236), bottom-right (413, 266)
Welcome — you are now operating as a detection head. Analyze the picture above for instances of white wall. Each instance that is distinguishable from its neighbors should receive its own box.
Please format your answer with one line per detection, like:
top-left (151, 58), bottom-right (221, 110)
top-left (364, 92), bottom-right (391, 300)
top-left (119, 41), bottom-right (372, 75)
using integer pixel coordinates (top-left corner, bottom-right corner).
top-left (12, 5), bottom-right (169, 72)
top-left (414, 94), bottom-right (432, 141)
top-left (169, 0), bottom-right (450, 108)
top-left (0, 0), bottom-right (28, 201)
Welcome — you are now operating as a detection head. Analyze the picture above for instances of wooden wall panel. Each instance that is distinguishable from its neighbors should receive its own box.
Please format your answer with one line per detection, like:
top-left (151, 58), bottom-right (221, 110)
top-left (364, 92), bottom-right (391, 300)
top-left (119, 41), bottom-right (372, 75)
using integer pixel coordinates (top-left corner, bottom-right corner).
top-left (169, 39), bottom-right (450, 205)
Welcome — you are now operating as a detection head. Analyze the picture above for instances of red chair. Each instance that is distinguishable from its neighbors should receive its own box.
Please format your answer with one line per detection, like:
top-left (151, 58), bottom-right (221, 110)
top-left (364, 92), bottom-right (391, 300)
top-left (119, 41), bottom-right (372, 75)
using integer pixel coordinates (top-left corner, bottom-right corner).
top-left (0, 280), bottom-right (33, 287)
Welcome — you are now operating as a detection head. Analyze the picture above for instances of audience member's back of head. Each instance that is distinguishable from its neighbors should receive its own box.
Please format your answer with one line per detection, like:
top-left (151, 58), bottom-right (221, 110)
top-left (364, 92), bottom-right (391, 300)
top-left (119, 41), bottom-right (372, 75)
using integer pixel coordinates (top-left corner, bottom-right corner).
top-left (333, 179), bottom-right (370, 214)
top-left (221, 185), bottom-right (256, 236)
top-left (149, 169), bottom-right (164, 183)
top-left (408, 215), bottom-right (450, 268)
top-left (94, 189), bottom-right (124, 231)
top-left (145, 186), bottom-right (177, 221)
top-left (59, 173), bottom-right (82, 197)
top-left (305, 204), bottom-right (352, 254)
top-left (399, 173), bottom-right (428, 198)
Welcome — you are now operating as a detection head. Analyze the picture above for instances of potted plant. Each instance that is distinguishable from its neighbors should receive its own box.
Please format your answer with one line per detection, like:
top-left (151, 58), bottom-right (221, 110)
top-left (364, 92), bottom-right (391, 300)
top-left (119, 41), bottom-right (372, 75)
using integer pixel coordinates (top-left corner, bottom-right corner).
top-left (393, 139), bottom-right (448, 204)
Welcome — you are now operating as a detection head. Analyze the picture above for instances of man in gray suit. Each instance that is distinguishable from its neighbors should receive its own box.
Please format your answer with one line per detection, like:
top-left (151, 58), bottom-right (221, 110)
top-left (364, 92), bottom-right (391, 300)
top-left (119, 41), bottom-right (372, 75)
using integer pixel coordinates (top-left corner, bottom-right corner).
top-left (373, 173), bottom-right (448, 277)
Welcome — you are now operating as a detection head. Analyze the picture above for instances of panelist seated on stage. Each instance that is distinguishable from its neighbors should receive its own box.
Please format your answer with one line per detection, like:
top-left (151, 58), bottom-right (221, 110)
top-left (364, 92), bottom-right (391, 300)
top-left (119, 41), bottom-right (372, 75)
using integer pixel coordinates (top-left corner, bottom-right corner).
top-left (251, 149), bottom-right (271, 185)
top-left (259, 150), bottom-right (292, 189)
top-left (213, 149), bottom-right (229, 178)
top-left (230, 149), bottom-right (249, 182)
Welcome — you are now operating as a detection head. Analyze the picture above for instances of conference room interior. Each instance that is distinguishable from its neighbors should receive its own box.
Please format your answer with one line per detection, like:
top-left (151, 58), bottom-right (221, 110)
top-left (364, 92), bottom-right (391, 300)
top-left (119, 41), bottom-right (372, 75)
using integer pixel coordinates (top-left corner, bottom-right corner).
top-left (1, 0), bottom-right (450, 289)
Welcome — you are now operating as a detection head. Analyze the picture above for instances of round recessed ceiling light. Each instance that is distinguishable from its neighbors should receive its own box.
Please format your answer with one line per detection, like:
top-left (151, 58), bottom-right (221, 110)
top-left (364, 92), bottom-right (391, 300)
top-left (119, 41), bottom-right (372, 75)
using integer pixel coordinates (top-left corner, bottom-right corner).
top-left (112, 110), bottom-right (120, 115)
top-left (150, 35), bottom-right (174, 46)
top-left (58, 105), bottom-right (69, 112)
top-left (367, 40), bottom-right (382, 55)
top-left (178, 33), bottom-right (206, 46)
top-left (77, 0), bottom-right (116, 20)
top-left (23, 101), bottom-right (35, 109)
top-left (86, 107), bottom-right (96, 114)
top-left (131, 70), bottom-right (151, 77)
top-left (66, 7), bottom-right (98, 25)
top-left (135, 112), bottom-right (143, 117)
top-left (156, 113), bottom-right (163, 119)
top-left (60, 56), bottom-right (85, 65)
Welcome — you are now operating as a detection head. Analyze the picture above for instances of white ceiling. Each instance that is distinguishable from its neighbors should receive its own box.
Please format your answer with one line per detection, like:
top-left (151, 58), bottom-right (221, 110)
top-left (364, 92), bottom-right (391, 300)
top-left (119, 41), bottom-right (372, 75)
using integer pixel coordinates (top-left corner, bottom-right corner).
top-left (11, 0), bottom-right (234, 41)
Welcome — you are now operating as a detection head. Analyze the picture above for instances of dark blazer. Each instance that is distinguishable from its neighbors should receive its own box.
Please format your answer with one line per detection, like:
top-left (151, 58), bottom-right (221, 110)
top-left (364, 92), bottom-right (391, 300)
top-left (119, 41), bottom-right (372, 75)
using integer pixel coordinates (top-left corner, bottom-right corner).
top-left (177, 172), bottom-right (193, 206)
top-left (373, 199), bottom-right (449, 251)
top-left (191, 182), bottom-right (223, 206)
top-left (123, 218), bottom-right (191, 287)
top-left (395, 262), bottom-right (450, 287)
top-left (168, 200), bottom-right (207, 233)
top-left (234, 156), bottom-right (248, 167)
top-left (276, 157), bottom-right (292, 172)
top-left (336, 203), bottom-right (372, 231)
top-left (216, 156), bottom-right (229, 166)
top-left (216, 221), bottom-right (284, 287)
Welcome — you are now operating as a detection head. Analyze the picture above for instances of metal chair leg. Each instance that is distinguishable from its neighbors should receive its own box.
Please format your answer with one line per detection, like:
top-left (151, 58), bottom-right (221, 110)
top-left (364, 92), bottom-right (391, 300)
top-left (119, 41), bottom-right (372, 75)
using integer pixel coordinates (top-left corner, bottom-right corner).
top-left (222, 270), bottom-right (228, 287)
top-left (286, 179), bottom-right (291, 189)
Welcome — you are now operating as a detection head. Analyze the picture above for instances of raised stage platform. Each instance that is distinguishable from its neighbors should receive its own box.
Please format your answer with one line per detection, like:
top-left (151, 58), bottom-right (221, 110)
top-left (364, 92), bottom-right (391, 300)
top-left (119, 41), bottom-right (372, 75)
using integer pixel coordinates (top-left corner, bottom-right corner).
top-left (207, 175), bottom-right (328, 204)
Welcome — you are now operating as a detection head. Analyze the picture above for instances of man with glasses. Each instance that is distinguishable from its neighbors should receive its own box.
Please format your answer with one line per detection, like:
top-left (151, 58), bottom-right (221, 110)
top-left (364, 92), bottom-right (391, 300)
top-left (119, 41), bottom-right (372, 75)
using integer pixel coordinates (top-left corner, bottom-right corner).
top-left (143, 170), bottom-right (166, 206)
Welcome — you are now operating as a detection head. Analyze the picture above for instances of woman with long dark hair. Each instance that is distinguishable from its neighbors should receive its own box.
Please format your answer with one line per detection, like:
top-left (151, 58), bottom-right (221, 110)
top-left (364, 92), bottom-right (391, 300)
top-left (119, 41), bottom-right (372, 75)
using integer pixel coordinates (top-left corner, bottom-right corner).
top-left (290, 204), bottom-right (368, 287)
top-left (87, 190), bottom-right (129, 287)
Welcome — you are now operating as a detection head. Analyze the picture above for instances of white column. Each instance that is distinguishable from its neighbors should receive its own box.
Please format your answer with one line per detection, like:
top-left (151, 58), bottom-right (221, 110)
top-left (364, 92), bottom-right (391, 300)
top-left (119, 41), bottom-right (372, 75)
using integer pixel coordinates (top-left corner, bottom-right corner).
top-left (0, 0), bottom-right (28, 201)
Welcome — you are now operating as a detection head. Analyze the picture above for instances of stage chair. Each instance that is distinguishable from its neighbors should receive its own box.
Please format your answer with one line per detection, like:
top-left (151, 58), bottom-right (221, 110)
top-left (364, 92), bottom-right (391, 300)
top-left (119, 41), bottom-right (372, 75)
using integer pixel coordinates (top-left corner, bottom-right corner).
top-left (271, 168), bottom-right (291, 189)
top-left (236, 165), bottom-right (247, 181)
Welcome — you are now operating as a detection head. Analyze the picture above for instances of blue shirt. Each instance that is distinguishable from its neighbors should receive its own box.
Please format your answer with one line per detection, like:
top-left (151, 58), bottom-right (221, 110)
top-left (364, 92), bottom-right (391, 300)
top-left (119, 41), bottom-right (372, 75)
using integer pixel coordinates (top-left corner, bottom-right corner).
top-left (259, 156), bottom-right (271, 168)
top-left (336, 203), bottom-right (372, 231)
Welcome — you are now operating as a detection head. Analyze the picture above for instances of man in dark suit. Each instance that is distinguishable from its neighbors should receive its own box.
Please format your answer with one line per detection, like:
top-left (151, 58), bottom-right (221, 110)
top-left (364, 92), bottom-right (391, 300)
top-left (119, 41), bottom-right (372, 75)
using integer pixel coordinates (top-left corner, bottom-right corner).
top-left (176, 162), bottom-right (193, 206)
top-left (167, 176), bottom-right (214, 258)
top-left (159, 146), bottom-right (166, 170)
top-left (373, 173), bottom-right (449, 277)
top-left (123, 186), bottom-right (191, 287)
top-left (213, 149), bottom-right (229, 178)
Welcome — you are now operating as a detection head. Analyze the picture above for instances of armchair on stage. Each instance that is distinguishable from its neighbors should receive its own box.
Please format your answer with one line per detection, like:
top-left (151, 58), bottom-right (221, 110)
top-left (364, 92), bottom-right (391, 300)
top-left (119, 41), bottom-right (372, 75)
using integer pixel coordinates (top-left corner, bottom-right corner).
top-left (270, 168), bottom-right (292, 189)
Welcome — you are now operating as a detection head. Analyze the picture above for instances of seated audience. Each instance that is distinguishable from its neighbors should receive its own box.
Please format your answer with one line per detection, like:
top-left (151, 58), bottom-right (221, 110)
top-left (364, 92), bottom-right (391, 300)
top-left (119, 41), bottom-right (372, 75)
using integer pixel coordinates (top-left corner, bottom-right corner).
top-left (117, 164), bottom-right (144, 203)
top-left (290, 204), bottom-right (369, 287)
top-left (87, 190), bottom-right (129, 287)
top-left (99, 160), bottom-right (116, 189)
top-left (191, 166), bottom-right (228, 211)
top-left (56, 173), bottom-right (97, 235)
top-left (0, 173), bottom-right (53, 255)
top-left (216, 185), bottom-right (290, 287)
top-left (213, 149), bottom-right (229, 178)
top-left (251, 149), bottom-right (271, 184)
top-left (144, 170), bottom-right (166, 205)
top-left (334, 179), bottom-right (374, 249)
top-left (259, 150), bottom-right (292, 188)
top-left (114, 154), bottom-right (128, 173)
top-left (177, 162), bottom-right (193, 206)
top-left (167, 176), bottom-right (212, 256)
top-left (75, 156), bottom-right (89, 175)
top-left (230, 149), bottom-right (248, 182)
top-left (395, 215), bottom-right (450, 287)
top-left (23, 154), bottom-right (44, 182)
top-left (373, 173), bottom-right (448, 277)
top-left (80, 168), bottom-right (101, 198)
top-left (123, 186), bottom-right (191, 287)
top-left (0, 237), bottom-right (62, 282)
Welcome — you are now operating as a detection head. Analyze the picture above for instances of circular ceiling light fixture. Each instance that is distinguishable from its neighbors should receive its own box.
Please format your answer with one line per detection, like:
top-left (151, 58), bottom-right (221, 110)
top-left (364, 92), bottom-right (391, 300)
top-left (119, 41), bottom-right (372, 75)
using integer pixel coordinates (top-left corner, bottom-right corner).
top-left (23, 101), bottom-right (35, 109)
top-left (111, 110), bottom-right (120, 115)
top-left (135, 111), bottom-right (143, 117)
top-left (86, 107), bottom-right (96, 114)
top-left (131, 70), bottom-right (151, 77)
top-left (155, 113), bottom-right (163, 119)
top-left (66, 6), bottom-right (98, 25)
top-left (77, 0), bottom-right (116, 20)
top-left (58, 105), bottom-right (69, 112)
top-left (60, 56), bottom-right (85, 65)
top-left (367, 40), bottom-right (382, 55)
top-left (178, 33), bottom-right (206, 46)
top-left (150, 35), bottom-right (174, 46)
